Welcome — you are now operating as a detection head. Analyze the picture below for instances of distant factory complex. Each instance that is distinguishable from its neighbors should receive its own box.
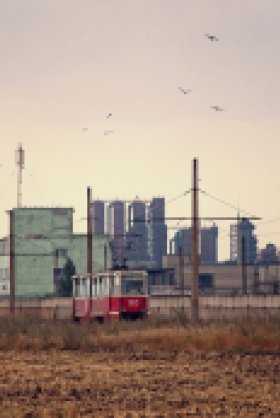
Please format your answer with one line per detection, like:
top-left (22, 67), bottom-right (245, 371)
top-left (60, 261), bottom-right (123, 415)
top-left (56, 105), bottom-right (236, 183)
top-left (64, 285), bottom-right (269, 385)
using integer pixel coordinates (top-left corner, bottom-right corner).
top-left (0, 146), bottom-right (279, 299)
top-left (0, 197), bottom-right (279, 298)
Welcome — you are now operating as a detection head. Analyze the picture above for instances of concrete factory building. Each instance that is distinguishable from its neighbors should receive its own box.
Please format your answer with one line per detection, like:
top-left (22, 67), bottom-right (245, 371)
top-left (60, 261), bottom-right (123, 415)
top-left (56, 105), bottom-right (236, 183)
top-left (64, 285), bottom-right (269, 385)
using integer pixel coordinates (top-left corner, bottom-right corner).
top-left (8, 207), bottom-right (111, 297)
top-left (163, 255), bottom-right (258, 295)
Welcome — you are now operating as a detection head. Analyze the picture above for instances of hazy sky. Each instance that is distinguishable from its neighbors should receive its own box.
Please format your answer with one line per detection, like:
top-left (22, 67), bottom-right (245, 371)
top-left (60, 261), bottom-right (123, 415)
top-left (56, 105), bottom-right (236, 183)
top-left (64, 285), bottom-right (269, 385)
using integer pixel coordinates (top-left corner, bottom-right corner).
top-left (1, 0), bottom-right (280, 260)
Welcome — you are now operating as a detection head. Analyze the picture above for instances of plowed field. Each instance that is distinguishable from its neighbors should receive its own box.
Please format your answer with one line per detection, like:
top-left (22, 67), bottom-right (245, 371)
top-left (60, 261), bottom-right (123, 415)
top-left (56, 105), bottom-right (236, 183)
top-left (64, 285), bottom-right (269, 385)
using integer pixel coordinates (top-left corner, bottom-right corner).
top-left (0, 350), bottom-right (279, 417)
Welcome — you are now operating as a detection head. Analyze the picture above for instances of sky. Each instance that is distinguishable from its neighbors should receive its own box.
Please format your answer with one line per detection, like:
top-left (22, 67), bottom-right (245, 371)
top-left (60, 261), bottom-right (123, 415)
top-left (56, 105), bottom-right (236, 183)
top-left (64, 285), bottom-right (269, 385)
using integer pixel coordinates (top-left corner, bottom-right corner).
top-left (0, 0), bottom-right (280, 260)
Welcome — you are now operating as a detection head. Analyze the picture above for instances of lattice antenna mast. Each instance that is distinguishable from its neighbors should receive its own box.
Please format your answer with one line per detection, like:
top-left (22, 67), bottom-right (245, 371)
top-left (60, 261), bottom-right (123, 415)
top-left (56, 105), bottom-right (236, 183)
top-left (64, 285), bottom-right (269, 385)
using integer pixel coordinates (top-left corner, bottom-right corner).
top-left (16, 143), bottom-right (25, 208)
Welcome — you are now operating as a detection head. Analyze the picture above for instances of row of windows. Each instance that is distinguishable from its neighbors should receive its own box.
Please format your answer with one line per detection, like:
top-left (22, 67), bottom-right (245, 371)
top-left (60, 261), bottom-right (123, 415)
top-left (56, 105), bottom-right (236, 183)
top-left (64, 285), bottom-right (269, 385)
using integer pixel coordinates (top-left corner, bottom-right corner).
top-left (74, 276), bottom-right (146, 298)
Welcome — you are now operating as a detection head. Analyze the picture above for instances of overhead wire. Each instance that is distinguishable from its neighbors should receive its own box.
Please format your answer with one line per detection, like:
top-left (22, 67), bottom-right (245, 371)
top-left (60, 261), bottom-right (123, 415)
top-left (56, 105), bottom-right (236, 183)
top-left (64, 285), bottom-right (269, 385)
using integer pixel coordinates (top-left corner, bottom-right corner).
top-left (166, 189), bottom-right (191, 204)
top-left (200, 189), bottom-right (258, 219)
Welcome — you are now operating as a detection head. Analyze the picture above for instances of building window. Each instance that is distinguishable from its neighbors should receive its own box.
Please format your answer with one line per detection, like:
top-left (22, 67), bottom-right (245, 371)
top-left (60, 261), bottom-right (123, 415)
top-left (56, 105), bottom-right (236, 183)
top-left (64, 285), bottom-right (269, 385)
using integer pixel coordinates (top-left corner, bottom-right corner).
top-left (55, 249), bottom-right (68, 258)
top-left (199, 274), bottom-right (214, 290)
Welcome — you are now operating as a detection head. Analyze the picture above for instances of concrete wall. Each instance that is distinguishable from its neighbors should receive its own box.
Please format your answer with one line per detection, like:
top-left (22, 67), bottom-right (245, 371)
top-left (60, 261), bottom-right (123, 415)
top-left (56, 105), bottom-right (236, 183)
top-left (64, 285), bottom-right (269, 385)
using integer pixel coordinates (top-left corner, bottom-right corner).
top-left (0, 295), bottom-right (279, 320)
top-left (0, 298), bottom-right (72, 319)
top-left (150, 295), bottom-right (280, 320)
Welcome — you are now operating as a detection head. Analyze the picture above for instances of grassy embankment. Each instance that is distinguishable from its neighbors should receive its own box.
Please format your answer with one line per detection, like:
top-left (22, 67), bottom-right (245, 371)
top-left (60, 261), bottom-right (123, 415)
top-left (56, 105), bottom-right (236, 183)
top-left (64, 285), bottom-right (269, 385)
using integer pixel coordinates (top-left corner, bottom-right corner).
top-left (0, 315), bottom-right (279, 353)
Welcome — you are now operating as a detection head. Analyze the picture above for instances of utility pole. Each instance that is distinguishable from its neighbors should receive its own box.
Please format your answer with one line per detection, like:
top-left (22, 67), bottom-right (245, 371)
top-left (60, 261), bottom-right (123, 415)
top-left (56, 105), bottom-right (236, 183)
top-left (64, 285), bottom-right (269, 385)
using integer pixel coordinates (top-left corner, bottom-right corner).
top-left (241, 236), bottom-right (247, 295)
top-left (16, 143), bottom-right (24, 208)
top-left (9, 210), bottom-right (15, 315)
top-left (87, 187), bottom-right (92, 274)
top-left (191, 158), bottom-right (199, 323)
top-left (178, 246), bottom-right (184, 295)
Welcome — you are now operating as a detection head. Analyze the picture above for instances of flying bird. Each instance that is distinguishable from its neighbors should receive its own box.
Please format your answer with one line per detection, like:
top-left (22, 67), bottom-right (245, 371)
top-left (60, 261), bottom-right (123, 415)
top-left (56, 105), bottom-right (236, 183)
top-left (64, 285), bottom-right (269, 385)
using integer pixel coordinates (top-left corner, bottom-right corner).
top-left (210, 105), bottom-right (224, 112)
top-left (179, 87), bottom-right (192, 95)
top-left (106, 113), bottom-right (112, 119)
top-left (104, 130), bottom-right (114, 136)
top-left (205, 33), bottom-right (219, 42)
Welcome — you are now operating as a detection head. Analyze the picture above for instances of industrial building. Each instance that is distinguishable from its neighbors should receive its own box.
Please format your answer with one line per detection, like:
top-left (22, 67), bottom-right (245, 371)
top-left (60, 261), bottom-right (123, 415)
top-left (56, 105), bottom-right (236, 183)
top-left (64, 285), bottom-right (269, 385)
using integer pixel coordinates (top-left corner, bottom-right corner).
top-left (200, 224), bottom-right (218, 264)
top-left (126, 200), bottom-right (149, 265)
top-left (147, 197), bottom-right (167, 267)
top-left (91, 200), bottom-right (105, 235)
top-left (107, 200), bottom-right (126, 268)
top-left (163, 253), bottom-right (280, 296)
top-left (91, 196), bottom-right (167, 268)
top-left (259, 243), bottom-right (279, 264)
top-left (163, 255), bottom-right (257, 295)
top-left (8, 207), bottom-right (111, 297)
top-left (169, 224), bottom-right (218, 264)
top-left (170, 228), bottom-right (192, 256)
top-left (230, 218), bottom-right (257, 265)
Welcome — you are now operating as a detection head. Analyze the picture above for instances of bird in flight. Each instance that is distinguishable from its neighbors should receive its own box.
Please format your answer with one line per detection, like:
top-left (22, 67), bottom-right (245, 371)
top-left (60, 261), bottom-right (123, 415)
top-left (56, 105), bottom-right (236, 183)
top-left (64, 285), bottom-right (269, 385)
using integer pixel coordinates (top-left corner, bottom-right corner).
top-left (106, 113), bottom-right (112, 119)
top-left (210, 105), bottom-right (224, 112)
top-left (179, 87), bottom-right (192, 95)
top-left (205, 34), bottom-right (219, 42)
top-left (104, 130), bottom-right (114, 136)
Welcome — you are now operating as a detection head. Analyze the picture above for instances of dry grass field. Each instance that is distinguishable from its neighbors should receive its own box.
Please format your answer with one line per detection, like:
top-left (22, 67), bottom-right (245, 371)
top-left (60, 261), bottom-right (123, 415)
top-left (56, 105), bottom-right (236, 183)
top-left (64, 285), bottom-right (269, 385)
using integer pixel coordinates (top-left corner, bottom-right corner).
top-left (0, 316), bottom-right (279, 417)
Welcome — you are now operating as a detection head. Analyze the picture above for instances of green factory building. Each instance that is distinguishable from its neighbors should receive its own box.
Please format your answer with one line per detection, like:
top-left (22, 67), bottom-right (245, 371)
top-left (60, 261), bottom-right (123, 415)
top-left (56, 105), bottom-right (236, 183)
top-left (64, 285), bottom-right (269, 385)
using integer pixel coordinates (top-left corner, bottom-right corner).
top-left (9, 207), bottom-right (111, 297)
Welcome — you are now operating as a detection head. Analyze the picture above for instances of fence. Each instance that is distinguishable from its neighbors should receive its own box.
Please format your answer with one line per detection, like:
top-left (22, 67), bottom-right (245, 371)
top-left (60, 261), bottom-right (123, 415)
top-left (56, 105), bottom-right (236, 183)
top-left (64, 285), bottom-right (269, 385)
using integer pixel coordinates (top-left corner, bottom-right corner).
top-left (0, 295), bottom-right (279, 321)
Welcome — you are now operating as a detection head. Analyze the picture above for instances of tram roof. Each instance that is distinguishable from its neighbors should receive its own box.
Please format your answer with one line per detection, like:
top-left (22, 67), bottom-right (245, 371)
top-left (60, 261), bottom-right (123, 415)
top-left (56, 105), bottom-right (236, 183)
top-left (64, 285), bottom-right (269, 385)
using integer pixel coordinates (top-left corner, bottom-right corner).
top-left (72, 269), bottom-right (147, 280)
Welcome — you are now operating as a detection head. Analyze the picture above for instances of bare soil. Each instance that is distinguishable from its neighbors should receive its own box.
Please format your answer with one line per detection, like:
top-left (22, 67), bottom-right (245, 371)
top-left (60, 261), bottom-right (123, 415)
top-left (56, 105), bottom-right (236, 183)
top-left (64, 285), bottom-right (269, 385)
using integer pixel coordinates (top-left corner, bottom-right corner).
top-left (0, 350), bottom-right (279, 417)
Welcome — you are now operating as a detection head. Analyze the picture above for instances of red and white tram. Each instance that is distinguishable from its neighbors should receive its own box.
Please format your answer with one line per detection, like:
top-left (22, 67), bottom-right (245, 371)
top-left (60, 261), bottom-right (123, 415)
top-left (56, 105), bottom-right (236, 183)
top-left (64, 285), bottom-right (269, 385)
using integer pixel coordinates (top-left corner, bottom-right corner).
top-left (72, 270), bottom-right (149, 322)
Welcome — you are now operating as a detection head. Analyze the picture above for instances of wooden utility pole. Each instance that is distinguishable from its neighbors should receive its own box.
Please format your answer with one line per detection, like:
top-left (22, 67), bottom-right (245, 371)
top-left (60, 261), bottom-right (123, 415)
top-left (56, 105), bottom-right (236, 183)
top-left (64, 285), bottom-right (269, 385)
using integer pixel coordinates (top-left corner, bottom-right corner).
top-left (241, 236), bottom-right (247, 295)
top-left (87, 187), bottom-right (92, 274)
top-left (191, 158), bottom-right (199, 323)
top-left (178, 246), bottom-right (184, 294)
top-left (9, 210), bottom-right (15, 315)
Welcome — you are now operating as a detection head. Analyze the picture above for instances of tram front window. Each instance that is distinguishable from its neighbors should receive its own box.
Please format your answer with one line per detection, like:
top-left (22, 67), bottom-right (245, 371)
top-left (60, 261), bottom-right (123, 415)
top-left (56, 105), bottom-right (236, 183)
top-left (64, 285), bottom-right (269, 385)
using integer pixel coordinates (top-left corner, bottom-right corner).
top-left (121, 278), bottom-right (144, 295)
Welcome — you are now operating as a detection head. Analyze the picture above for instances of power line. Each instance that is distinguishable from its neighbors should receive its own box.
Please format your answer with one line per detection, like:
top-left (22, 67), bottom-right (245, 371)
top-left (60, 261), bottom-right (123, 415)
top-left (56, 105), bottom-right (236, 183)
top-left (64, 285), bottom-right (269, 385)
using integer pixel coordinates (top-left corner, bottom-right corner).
top-left (166, 189), bottom-right (191, 204)
top-left (200, 189), bottom-right (258, 218)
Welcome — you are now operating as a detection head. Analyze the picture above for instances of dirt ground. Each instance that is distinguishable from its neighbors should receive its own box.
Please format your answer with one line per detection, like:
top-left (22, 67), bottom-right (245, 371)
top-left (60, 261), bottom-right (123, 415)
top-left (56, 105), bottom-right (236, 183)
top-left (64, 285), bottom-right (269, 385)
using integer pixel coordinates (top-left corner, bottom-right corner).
top-left (0, 350), bottom-right (279, 417)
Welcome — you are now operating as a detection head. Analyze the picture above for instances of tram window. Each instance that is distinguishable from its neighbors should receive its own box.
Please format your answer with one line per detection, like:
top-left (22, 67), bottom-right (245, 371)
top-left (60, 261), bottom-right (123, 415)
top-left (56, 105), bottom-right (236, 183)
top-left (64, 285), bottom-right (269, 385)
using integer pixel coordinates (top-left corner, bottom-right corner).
top-left (86, 278), bottom-right (90, 297)
top-left (101, 277), bottom-right (109, 296)
top-left (81, 278), bottom-right (87, 297)
top-left (74, 278), bottom-right (79, 297)
top-left (92, 278), bottom-right (97, 297)
top-left (109, 276), bottom-right (114, 295)
top-left (113, 274), bottom-right (121, 296)
top-left (98, 277), bottom-right (103, 296)
top-left (103, 277), bottom-right (108, 296)
top-left (106, 277), bottom-right (110, 295)
top-left (121, 278), bottom-right (144, 295)
top-left (77, 278), bottom-right (82, 298)
top-left (89, 277), bottom-right (92, 297)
